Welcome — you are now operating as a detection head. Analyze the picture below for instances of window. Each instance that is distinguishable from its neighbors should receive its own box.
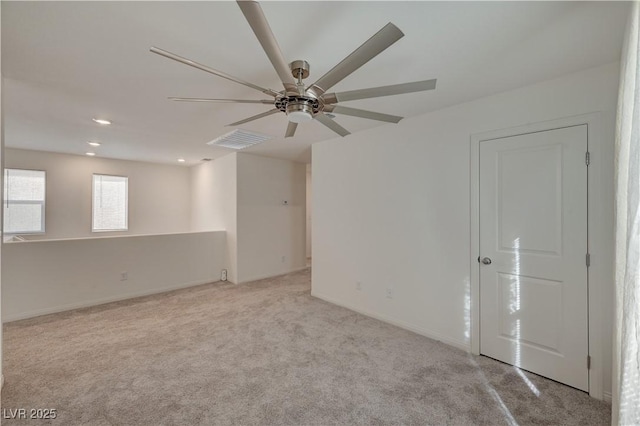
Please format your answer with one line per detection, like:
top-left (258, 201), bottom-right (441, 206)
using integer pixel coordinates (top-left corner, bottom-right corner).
top-left (92, 174), bottom-right (128, 232)
top-left (3, 169), bottom-right (46, 234)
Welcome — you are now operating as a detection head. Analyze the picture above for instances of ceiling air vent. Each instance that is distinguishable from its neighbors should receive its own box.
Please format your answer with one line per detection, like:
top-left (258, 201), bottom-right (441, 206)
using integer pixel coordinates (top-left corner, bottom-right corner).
top-left (207, 129), bottom-right (272, 150)
top-left (200, 158), bottom-right (212, 162)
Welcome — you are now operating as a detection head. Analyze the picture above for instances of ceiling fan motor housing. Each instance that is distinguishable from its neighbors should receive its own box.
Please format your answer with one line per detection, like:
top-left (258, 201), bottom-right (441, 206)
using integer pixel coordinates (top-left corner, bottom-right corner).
top-left (280, 97), bottom-right (318, 123)
top-left (278, 60), bottom-right (320, 122)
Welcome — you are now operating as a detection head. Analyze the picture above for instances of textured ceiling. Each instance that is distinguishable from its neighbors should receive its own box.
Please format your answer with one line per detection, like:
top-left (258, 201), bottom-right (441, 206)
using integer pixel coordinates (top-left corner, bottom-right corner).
top-left (2, 1), bottom-right (629, 165)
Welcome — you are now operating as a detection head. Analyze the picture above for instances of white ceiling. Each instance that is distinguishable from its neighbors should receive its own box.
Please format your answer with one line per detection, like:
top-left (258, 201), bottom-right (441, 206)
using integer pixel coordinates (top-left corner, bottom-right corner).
top-left (2, 1), bottom-right (629, 165)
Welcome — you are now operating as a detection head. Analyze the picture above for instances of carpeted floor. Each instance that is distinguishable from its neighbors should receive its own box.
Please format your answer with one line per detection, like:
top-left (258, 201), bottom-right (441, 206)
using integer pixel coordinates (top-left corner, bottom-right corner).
top-left (2, 268), bottom-right (610, 425)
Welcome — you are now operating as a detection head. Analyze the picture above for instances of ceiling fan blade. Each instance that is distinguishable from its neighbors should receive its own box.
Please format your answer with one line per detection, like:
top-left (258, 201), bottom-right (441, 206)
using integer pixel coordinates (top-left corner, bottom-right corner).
top-left (227, 108), bottom-right (280, 126)
top-left (237, 1), bottom-right (297, 91)
top-left (150, 46), bottom-right (279, 97)
top-left (285, 122), bottom-right (298, 138)
top-left (322, 79), bottom-right (437, 104)
top-left (324, 105), bottom-right (402, 124)
top-left (315, 113), bottom-right (351, 137)
top-left (169, 97), bottom-right (274, 104)
top-left (311, 23), bottom-right (404, 94)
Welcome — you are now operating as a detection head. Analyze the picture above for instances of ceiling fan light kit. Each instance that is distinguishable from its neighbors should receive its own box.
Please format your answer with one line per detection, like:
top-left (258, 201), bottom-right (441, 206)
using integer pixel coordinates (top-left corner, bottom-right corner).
top-left (151, 0), bottom-right (437, 139)
top-left (287, 109), bottom-right (313, 124)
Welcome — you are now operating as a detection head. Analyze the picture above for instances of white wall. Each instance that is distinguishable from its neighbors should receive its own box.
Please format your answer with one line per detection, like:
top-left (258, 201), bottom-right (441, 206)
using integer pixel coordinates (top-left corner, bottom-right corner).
top-left (306, 164), bottom-right (312, 259)
top-left (1, 0), bottom-right (4, 392)
top-left (190, 153), bottom-right (238, 283)
top-left (2, 231), bottom-right (225, 321)
top-left (4, 148), bottom-right (191, 240)
top-left (312, 62), bottom-right (618, 396)
top-left (236, 153), bottom-right (306, 283)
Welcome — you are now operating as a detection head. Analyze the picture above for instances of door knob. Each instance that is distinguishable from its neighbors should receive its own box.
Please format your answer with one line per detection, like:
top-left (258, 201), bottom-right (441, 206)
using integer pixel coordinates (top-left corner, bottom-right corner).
top-left (481, 257), bottom-right (492, 265)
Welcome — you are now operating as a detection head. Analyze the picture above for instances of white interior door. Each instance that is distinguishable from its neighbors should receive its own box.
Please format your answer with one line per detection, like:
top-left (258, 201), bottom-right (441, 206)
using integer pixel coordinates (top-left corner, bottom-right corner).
top-left (479, 125), bottom-right (589, 391)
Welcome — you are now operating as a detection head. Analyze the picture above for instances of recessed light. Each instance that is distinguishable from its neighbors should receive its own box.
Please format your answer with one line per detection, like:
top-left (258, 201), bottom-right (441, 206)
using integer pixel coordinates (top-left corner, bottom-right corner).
top-left (177, 158), bottom-right (186, 163)
top-left (86, 152), bottom-right (96, 156)
top-left (92, 118), bottom-right (111, 125)
top-left (87, 141), bottom-right (101, 147)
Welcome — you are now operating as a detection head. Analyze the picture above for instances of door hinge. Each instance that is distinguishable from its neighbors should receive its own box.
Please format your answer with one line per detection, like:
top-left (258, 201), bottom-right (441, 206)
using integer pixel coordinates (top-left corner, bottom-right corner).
top-left (586, 253), bottom-right (591, 267)
top-left (585, 151), bottom-right (591, 166)
top-left (587, 355), bottom-right (591, 370)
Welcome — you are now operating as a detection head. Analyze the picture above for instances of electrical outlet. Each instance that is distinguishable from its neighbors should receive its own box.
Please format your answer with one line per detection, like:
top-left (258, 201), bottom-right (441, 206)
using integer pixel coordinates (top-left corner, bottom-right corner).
top-left (386, 288), bottom-right (393, 299)
top-left (120, 271), bottom-right (128, 281)
top-left (221, 269), bottom-right (228, 281)
top-left (356, 282), bottom-right (362, 291)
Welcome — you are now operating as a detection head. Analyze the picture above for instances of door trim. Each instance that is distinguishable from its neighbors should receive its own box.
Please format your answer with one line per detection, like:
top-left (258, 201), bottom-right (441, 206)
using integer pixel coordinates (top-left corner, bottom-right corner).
top-left (470, 112), bottom-right (607, 399)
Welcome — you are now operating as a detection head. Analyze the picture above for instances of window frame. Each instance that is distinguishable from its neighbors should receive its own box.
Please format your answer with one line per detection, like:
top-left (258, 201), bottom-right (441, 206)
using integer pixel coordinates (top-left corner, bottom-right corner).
top-left (3, 168), bottom-right (46, 235)
top-left (91, 173), bottom-right (129, 233)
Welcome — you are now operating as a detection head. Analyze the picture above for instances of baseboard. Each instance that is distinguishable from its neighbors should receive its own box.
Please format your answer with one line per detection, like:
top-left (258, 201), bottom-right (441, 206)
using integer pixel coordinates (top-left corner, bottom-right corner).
top-left (238, 266), bottom-right (309, 284)
top-left (311, 291), bottom-right (469, 352)
top-left (603, 391), bottom-right (612, 403)
top-left (3, 278), bottom-right (220, 323)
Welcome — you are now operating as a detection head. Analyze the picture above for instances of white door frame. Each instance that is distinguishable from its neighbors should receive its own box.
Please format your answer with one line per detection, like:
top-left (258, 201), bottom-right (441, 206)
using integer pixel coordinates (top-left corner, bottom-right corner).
top-left (470, 112), bottom-right (607, 400)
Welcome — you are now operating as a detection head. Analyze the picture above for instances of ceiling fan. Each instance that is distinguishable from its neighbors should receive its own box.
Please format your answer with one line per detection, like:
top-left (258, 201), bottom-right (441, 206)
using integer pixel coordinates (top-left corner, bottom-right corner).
top-left (150, 0), bottom-right (437, 138)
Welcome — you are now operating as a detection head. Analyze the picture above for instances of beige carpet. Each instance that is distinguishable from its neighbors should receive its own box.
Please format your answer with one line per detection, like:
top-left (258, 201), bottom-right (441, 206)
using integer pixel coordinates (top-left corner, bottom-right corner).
top-left (2, 268), bottom-right (610, 425)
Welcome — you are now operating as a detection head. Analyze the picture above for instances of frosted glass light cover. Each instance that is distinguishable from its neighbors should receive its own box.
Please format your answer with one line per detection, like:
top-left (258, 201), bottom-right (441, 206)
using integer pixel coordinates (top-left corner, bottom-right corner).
top-left (288, 110), bottom-right (313, 123)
